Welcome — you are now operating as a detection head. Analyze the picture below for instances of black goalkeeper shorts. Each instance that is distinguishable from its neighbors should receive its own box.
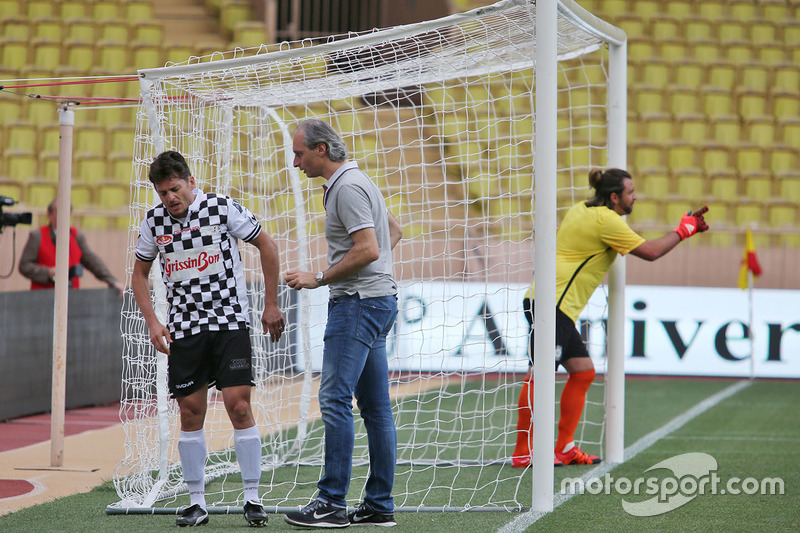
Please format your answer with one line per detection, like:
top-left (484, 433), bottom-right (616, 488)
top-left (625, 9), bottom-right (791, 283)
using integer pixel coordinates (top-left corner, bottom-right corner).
top-left (167, 329), bottom-right (255, 398)
top-left (523, 298), bottom-right (590, 370)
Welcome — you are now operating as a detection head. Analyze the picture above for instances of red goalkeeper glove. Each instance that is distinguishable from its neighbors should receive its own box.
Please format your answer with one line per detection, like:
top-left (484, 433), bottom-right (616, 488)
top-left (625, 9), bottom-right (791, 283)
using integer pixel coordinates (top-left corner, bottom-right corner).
top-left (673, 206), bottom-right (710, 241)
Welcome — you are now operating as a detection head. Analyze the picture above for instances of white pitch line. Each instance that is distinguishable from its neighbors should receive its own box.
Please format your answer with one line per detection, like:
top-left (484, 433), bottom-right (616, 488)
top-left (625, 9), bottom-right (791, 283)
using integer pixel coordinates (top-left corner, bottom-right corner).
top-left (497, 379), bottom-right (752, 533)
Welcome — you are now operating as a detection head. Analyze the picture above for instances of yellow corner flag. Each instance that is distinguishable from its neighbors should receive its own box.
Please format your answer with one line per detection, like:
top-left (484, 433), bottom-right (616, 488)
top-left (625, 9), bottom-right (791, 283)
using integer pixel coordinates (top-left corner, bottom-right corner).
top-left (737, 228), bottom-right (763, 289)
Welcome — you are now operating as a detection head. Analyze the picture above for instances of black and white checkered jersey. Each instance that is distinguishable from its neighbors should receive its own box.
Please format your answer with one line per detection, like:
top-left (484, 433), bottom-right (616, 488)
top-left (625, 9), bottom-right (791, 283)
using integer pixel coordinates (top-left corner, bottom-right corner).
top-left (135, 189), bottom-right (262, 339)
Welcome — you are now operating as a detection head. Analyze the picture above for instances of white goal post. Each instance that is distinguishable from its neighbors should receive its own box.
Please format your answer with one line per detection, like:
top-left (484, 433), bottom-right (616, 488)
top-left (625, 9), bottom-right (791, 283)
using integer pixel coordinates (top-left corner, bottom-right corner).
top-left (110, 0), bottom-right (626, 514)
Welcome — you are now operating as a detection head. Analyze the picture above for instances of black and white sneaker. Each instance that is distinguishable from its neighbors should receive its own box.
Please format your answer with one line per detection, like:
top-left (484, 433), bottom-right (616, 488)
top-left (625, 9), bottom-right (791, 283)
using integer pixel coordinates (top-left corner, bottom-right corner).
top-left (348, 502), bottom-right (397, 527)
top-left (176, 504), bottom-right (209, 527)
top-left (284, 499), bottom-right (349, 528)
top-left (244, 501), bottom-right (268, 527)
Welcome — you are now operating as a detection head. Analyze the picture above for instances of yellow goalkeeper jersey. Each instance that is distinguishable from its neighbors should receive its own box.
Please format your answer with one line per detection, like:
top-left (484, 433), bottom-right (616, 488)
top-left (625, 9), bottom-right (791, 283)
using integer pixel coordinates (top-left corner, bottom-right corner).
top-left (530, 202), bottom-right (644, 323)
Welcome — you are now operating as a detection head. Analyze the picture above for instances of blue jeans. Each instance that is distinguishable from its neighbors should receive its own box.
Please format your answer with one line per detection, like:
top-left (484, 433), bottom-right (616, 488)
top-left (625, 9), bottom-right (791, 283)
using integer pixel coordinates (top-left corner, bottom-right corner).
top-left (316, 294), bottom-right (398, 514)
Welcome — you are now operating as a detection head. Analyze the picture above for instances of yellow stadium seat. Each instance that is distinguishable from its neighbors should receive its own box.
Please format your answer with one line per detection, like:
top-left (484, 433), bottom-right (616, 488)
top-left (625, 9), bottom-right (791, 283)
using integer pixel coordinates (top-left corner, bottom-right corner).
top-left (659, 40), bottom-right (690, 61)
top-left (40, 152), bottom-right (60, 181)
top-left (98, 19), bottom-right (130, 44)
top-left (778, 116), bottom-right (800, 146)
top-left (97, 41), bottom-right (131, 71)
top-left (64, 40), bottom-right (97, 72)
top-left (628, 38), bottom-right (655, 61)
top-left (26, 181), bottom-right (58, 208)
top-left (738, 63), bottom-right (770, 92)
top-left (725, 42), bottom-right (753, 63)
top-left (702, 143), bottom-right (734, 175)
top-left (2, 17), bottom-right (31, 40)
top-left (651, 17), bottom-right (680, 40)
top-left (698, 0), bottom-right (725, 19)
top-left (131, 42), bottom-right (164, 69)
top-left (667, 141), bottom-right (698, 173)
top-left (718, 18), bottom-right (748, 43)
top-left (735, 89), bottom-right (767, 119)
top-left (776, 170), bottom-right (800, 203)
top-left (97, 182), bottom-right (130, 209)
top-left (684, 17), bottom-right (714, 41)
top-left (674, 59), bottom-right (704, 87)
top-left (4, 151), bottom-right (39, 180)
top-left (708, 115), bottom-right (740, 144)
top-left (773, 64), bottom-right (800, 93)
top-left (687, 39), bottom-right (719, 62)
top-left (736, 143), bottom-right (765, 174)
top-left (0, 0), bottom-right (21, 16)
top-left (126, 0), bottom-right (155, 22)
top-left (74, 153), bottom-right (109, 183)
top-left (640, 111), bottom-right (673, 141)
top-left (770, 145), bottom-right (798, 175)
top-left (75, 123), bottom-right (108, 155)
top-left (31, 39), bottom-right (63, 71)
top-left (637, 167), bottom-right (672, 198)
top-left (640, 58), bottom-right (670, 86)
top-left (706, 62), bottom-right (736, 90)
top-left (734, 202), bottom-right (762, 228)
top-left (767, 198), bottom-right (795, 228)
top-left (742, 171), bottom-right (773, 201)
top-left (61, 0), bottom-right (88, 20)
top-left (65, 18), bottom-right (98, 42)
top-left (0, 38), bottom-right (30, 71)
top-left (703, 86), bottom-right (734, 117)
top-left (675, 113), bottom-right (708, 144)
top-left (0, 178), bottom-right (25, 204)
top-left (32, 17), bottom-right (63, 41)
top-left (709, 170), bottom-right (739, 201)
top-left (773, 91), bottom-right (800, 117)
top-left (220, 0), bottom-right (252, 38)
top-left (744, 115), bottom-right (776, 148)
top-left (615, 14), bottom-right (646, 40)
top-left (132, 21), bottom-right (164, 43)
top-left (632, 84), bottom-right (666, 113)
top-left (92, 0), bottom-right (120, 20)
top-left (669, 86), bottom-right (700, 115)
top-left (0, 98), bottom-right (24, 125)
top-left (675, 169), bottom-right (706, 199)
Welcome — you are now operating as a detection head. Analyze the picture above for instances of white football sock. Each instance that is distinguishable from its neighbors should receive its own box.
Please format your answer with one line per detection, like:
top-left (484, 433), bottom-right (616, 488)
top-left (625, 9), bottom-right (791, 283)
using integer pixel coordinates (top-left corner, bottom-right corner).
top-left (234, 425), bottom-right (262, 504)
top-left (179, 429), bottom-right (207, 509)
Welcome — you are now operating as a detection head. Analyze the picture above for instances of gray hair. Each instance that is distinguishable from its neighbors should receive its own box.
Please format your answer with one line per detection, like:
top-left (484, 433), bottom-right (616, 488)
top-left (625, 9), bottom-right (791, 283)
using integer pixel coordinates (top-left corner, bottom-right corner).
top-left (298, 119), bottom-right (348, 162)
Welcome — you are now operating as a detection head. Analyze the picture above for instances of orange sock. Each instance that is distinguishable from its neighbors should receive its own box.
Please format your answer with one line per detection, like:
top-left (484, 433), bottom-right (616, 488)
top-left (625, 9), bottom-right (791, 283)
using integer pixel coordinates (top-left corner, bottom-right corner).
top-left (555, 369), bottom-right (595, 453)
top-left (512, 375), bottom-right (534, 459)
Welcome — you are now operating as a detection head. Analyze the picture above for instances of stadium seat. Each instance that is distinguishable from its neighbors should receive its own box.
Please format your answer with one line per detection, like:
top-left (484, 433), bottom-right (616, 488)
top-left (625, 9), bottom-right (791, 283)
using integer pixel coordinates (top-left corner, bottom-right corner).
top-left (697, 0), bottom-right (725, 19)
top-left (735, 89), bottom-right (768, 119)
top-left (773, 63), bottom-right (800, 93)
top-left (702, 86), bottom-right (735, 117)
top-left (742, 171), bottom-right (773, 201)
top-left (725, 42), bottom-right (753, 63)
top-left (125, 0), bottom-right (155, 22)
top-left (96, 182), bottom-right (130, 209)
top-left (39, 152), bottom-right (60, 181)
top-left (673, 59), bottom-right (704, 87)
top-left (675, 169), bottom-right (707, 199)
top-left (31, 39), bottom-right (63, 71)
top-left (97, 41), bottom-right (131, 71)
top-left (637, 167), bottom-right (671, 198)
top-left (668, 85), bottom-right (700, 115)
top-left (1, 17), bottom-right (31, 41)
top-left (773, 91), bottom-right (800, 118)
top-left (220, 0), bottom-right (253, 39)
top-left (667, 141), bottom-right (699, 174)
top-left (0, 177), bottom-right (25, 204)
top-left (708, 115), bottom-right (740, 144)
top-left (92, 0), bottom-right (121, 21)
top-left (743, 115), bottom-right (776, 148)
top-left (683, 17), bottom-right (714, 42)
top-left (0, 37), bottom-right (30, 71)
top-left (734, 202), bottom-right (763, 228)
top-left (767, 199), bottom-right (796, 229)
top-left (132, 21), bottom-right (164, 44)
top-left (738, 63), bottom-right (770, 92)
top-left (750, 20), bottom-right (779, 45)
top-left (74, 153), bottom-right (109, 183)
top-left (706, 62), bottom-right (736, 90)
top-left (708, 171), bottom-right (740, 201)
top-left (64, 39), bottom-right (97, 72)
top-left (778, 116), bottom-right (800, 146)
top-left (702, 142), bottom-right (735, 175)
top-left (770, 145), bottom-right (799, 175)
top-left (32, 17), bottom-right (63, 41)
top-left (776, 170), bottom-right (800, 203)
top-left (131, 42), bottom-right (164, 69)
top-left (98, 19), bottom-right (130, 44)
top-left (26, 180), bottom-right (58, 208)
top-left (0, 0), bottom-right (21, 17)
top-left (61, 0), bottom-right (88, 20)
top-left (675, 113), bottom-right (708, 144)
top-left (735, 143), bottom-right (765, 174)
top-left (65, 18), bottom-right (98, 42)
top-left (640, 58), bottom-right (670, 86)
top-left (718, 18), bottom-right (748, 44)
top-left (686, 39), bottom-right (719, 62)
top-left (651, 17), bottom-right (681, 40)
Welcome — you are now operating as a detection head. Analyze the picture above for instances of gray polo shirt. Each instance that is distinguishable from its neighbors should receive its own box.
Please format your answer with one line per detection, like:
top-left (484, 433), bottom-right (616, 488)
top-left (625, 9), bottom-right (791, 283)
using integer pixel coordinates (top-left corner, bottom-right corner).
top-left (323, 161), bottom-right (397, 299)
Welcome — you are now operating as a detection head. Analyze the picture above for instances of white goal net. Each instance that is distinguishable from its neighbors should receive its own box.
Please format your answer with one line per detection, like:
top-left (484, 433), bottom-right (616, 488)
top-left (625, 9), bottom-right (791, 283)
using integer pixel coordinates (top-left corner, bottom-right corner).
top-left (111, 0), bottom-right (625, 513)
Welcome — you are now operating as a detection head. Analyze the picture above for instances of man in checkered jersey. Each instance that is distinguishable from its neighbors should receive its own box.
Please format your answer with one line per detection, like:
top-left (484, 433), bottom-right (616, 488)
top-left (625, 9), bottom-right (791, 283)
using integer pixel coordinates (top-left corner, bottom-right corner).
top-left (131, 151), bottom-right (284, 528)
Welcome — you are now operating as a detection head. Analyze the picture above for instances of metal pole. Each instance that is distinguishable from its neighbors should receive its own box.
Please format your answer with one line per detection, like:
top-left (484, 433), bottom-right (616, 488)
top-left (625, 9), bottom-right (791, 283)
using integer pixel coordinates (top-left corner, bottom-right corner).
top-left (532, 0), bottom-right (558, 513)
top-left (51, 102), bottom-right (75, 467)
top-left (605, 37), bottom-right (628, 465)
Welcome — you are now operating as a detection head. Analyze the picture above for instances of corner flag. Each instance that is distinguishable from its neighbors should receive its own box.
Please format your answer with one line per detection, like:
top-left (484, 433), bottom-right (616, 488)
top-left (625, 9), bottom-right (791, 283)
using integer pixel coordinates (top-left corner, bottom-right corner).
top-left (737, 228), bottom-right (762, 289)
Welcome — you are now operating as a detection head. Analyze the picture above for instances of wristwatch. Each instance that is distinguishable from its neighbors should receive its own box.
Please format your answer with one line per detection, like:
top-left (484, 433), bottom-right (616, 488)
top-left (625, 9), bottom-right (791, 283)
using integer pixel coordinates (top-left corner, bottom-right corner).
top-left (315, 271), bottom-right (326, 286)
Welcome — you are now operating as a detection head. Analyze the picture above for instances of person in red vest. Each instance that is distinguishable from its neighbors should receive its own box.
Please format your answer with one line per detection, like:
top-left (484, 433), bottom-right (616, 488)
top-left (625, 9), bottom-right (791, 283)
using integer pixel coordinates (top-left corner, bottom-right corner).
top-left (18, 199), bottom-right (124, 294)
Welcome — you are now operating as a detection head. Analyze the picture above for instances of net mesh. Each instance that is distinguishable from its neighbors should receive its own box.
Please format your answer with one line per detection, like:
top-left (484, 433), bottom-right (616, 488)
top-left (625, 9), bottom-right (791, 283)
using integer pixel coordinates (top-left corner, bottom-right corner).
top-left (112, 0), bottom-right (615, 511)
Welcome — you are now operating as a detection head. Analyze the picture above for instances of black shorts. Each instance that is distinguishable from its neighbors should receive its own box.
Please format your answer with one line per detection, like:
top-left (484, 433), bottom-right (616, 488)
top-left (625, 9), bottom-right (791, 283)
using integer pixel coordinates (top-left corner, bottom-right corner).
top-left (168, 329), bottom-right (255, 398)
top-left (523, 298), bottom-right (590, 370)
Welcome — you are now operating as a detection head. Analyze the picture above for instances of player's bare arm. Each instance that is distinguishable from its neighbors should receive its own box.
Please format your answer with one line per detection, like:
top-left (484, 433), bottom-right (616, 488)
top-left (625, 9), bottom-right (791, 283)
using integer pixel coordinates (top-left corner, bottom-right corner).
top-left (631, 206), bottom-right (709, 261)
top-left (250, 231), bottom-right (285, 342)
top-left (285, 227), bottom-right (379, 290)
top-left (131, 258), bottom-right (172, 355)
top-left (388, 211), bottom-right (402, 250)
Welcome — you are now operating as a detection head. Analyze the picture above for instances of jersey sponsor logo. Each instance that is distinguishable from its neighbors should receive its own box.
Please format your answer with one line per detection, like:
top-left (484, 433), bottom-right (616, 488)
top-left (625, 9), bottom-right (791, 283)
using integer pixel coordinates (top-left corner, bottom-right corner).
top-left (164, 245), bottom-right (224, 281)
top-left (156, 235), bottom-right (173, 245)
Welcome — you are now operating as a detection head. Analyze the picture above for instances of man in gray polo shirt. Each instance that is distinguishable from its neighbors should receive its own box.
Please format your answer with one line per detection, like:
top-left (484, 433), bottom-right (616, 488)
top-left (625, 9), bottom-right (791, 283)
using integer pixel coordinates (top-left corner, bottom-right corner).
top-left (284, 119), bottom-right (402, 528)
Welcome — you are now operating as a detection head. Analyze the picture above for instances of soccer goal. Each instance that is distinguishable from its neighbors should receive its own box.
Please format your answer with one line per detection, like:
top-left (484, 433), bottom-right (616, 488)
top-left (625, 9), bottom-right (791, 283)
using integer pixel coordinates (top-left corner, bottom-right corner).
top-left (109, 0), bottom-right (626, 514)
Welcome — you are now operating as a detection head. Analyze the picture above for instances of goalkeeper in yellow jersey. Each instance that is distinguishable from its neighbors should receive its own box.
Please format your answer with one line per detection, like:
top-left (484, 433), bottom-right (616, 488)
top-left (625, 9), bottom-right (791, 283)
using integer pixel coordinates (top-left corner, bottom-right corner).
top-left (512, 168), bottom-right (709, 467)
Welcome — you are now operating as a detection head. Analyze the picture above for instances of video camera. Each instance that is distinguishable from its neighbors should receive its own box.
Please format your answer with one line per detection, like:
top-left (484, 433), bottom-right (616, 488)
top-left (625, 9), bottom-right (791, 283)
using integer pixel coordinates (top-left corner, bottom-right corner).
top-left (0, 195), bottom-right (33, 232)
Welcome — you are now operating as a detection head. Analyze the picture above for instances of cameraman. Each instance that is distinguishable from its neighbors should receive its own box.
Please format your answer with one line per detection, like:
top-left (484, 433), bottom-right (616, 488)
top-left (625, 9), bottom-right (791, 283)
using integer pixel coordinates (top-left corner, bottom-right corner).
top-left (18, 199), bottom-right (124, 295)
